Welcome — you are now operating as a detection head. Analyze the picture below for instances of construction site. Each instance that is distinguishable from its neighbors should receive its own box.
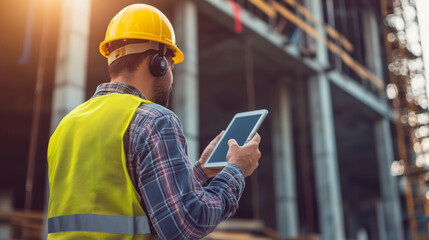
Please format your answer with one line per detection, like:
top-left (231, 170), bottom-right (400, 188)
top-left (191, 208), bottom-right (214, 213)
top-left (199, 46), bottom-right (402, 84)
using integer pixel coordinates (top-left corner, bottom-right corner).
top-left (1, 0), bottom-right (429, 239)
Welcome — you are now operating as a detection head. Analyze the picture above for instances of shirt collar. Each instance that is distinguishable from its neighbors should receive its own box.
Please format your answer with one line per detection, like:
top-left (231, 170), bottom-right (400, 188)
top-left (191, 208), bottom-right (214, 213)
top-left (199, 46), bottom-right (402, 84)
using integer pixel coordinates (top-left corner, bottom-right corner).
top-left (94, 82), bottom-right (147, 100)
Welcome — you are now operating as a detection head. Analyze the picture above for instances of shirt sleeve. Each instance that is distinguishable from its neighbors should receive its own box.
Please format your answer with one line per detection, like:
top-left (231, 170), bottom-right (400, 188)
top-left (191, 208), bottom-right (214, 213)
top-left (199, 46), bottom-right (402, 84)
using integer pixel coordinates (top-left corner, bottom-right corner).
top-left (133, 113), bottom-right (245, 240)
top-left (192, 161), bottom-right (209, 186)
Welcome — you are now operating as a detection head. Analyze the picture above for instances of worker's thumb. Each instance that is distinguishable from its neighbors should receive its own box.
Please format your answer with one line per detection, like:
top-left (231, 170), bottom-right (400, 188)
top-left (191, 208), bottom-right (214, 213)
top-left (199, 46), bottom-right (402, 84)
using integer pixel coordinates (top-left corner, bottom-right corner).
top-left (228, 139), bottom-right (238, 149)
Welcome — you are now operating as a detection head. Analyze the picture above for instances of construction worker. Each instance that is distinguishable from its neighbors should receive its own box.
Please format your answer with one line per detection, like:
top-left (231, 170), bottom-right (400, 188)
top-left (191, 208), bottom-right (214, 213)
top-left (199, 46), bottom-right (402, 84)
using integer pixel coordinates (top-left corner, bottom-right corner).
top-left (47, 4), bottom-right (261, 240)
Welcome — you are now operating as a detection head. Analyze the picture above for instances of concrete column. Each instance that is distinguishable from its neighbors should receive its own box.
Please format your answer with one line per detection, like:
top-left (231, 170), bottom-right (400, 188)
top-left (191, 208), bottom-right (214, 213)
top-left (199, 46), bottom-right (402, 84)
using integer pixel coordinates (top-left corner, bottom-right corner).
top-left (356, 228), bottom-right (369, 240)
top-left (45, 0), bottom-right (91, 239)
top-left (173, 1), bottom-right (199, 162)
top-left (271, 81), bottom-right (299, 238)
top-left (308, 74), bottom-right (346, 240)
top-left (362, 10), bottom-right (384, 79)
top-left (304, 0), bottom-right (345, 237)
top-left (376, 201), bottom-right (388, 240)
top-left (303, 0), bottom-right (329, 65)
top-left (50, 0), bottom-right (91, 131)
top-left (344, 209), bottom-right (356, 238)
top-left (374, 118), bottom-right (404, 240)
top-left (0, 190), bottom-right (12, 239)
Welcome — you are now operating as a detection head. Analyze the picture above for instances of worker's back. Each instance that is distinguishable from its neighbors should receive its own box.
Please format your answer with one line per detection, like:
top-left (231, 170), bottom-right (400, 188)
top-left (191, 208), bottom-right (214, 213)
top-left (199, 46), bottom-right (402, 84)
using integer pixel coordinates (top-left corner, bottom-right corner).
top-left (47, 93), bottom-right (152, 239)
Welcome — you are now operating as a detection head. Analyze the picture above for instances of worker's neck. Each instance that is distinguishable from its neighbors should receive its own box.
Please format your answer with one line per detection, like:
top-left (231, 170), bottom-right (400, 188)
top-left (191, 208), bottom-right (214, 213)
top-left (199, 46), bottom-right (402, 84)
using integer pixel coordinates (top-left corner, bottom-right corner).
top-left (110, 71), bottom-right (154, 100)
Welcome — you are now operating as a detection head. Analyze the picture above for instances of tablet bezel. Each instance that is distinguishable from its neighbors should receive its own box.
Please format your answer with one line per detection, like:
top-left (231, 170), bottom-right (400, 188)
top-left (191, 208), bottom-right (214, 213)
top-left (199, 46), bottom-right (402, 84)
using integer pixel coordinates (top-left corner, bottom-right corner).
top-left (203, 109), bottom-right (268, 169)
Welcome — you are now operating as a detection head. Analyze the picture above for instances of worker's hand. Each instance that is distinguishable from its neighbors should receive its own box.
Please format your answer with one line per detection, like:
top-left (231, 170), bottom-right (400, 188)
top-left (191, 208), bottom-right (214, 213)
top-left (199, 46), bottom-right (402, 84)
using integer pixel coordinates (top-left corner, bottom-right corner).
top-left (198, 130), bottom-right (225, 178)
top-left (226, 133), bottom-right (261, 177)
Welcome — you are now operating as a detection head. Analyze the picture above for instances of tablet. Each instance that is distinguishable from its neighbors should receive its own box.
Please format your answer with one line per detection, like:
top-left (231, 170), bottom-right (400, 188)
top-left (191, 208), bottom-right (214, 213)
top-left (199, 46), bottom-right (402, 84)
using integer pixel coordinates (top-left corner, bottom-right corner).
top-left (204, 109), bottom-right (268, 169)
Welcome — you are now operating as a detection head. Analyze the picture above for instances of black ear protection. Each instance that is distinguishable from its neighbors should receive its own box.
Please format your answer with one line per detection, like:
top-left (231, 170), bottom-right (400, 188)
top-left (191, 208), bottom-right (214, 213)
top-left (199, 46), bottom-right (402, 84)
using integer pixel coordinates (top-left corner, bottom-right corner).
top-left (149, 44), bottom-right (168, 77)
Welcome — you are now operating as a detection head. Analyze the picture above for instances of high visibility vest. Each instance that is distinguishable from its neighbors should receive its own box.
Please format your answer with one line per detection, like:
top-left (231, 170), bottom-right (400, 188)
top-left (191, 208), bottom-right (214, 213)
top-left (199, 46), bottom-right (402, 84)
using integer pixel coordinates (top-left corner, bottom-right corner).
top-left (48, 93), bottom-right (153, 239)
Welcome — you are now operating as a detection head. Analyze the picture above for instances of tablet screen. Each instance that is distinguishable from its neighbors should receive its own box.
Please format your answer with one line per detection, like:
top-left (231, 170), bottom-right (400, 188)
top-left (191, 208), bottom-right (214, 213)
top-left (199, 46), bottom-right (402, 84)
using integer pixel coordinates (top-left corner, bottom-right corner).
top-left (208, 115), bottom-right (261, 163)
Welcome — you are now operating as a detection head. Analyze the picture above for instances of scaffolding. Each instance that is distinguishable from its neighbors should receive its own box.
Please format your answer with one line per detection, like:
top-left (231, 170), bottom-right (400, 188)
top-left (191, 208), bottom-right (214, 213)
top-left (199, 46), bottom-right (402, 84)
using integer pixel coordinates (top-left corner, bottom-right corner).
top-left (381, 0), bottom-right (429, 239)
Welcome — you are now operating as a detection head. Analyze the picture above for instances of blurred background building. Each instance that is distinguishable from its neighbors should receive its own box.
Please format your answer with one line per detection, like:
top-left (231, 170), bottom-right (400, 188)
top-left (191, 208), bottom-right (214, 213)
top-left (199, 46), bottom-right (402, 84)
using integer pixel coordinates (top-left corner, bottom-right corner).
top-left (1, 0), bottom-right (429, 239)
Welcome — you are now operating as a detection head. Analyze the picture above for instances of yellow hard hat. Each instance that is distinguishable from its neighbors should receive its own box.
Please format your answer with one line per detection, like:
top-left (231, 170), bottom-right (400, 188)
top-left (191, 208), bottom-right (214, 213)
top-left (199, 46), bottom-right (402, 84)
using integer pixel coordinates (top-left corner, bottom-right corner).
top-left (99, 4), bottom-right (184, 64)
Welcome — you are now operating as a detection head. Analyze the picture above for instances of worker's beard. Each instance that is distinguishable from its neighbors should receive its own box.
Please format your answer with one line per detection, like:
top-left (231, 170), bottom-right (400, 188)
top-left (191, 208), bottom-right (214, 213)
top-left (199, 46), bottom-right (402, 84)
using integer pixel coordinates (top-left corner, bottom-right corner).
top-left (152, 78), bottom-right (172, 107)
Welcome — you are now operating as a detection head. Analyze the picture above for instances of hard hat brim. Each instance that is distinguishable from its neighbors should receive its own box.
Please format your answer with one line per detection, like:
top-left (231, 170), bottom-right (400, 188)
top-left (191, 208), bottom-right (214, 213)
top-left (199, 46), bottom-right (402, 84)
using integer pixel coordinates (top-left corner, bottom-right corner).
top-left (172, 47), bottom-right (184, 64)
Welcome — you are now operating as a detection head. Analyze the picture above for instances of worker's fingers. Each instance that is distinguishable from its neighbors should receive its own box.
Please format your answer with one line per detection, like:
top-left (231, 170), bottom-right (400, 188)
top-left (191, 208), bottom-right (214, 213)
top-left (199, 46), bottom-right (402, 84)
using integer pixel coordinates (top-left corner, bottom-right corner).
top-left (228, 139), bottom-right (238, 149)
top-left (214, 130), bottom-right (225, 141)
top-left (248, 133), bottom-right (261, 145)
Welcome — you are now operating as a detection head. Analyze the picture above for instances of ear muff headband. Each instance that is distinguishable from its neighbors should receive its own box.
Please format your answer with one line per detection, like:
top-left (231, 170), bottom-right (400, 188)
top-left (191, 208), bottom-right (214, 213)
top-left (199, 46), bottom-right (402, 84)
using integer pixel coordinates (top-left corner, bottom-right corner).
top-left (108, 42), bottom-right (163, 65)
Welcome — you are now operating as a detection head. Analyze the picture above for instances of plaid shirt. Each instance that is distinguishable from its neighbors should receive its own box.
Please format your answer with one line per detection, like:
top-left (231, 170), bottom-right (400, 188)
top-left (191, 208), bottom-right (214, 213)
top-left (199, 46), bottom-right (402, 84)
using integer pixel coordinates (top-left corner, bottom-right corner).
top-left (92, 82), bottom-right (245, 239)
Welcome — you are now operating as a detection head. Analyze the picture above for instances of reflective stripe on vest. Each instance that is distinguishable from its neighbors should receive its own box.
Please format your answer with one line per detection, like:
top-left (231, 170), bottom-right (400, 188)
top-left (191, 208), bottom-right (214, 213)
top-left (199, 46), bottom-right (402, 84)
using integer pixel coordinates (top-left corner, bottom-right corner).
top-left (48, 214), bottom-right (151, 235)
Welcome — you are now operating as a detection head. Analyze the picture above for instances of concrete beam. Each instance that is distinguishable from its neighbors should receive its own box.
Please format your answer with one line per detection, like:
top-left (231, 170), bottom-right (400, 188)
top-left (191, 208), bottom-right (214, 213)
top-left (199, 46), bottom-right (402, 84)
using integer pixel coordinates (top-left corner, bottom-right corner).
top-left (309, 74), bottom-right (346, 240)
top-left (271, 81), bottom-right (299, 238)
top-left (328, 71), bottom-right (394, 120)
top-left (173, 1), bottom-right (200, 162)
top-left (199, 0), bottom-right (324, 74)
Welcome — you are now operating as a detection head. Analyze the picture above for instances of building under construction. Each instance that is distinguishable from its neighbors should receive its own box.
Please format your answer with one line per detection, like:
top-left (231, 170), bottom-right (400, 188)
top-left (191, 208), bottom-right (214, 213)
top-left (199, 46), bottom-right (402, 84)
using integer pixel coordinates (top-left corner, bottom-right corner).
top-left (1, 0), bottom-right (428, 239)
